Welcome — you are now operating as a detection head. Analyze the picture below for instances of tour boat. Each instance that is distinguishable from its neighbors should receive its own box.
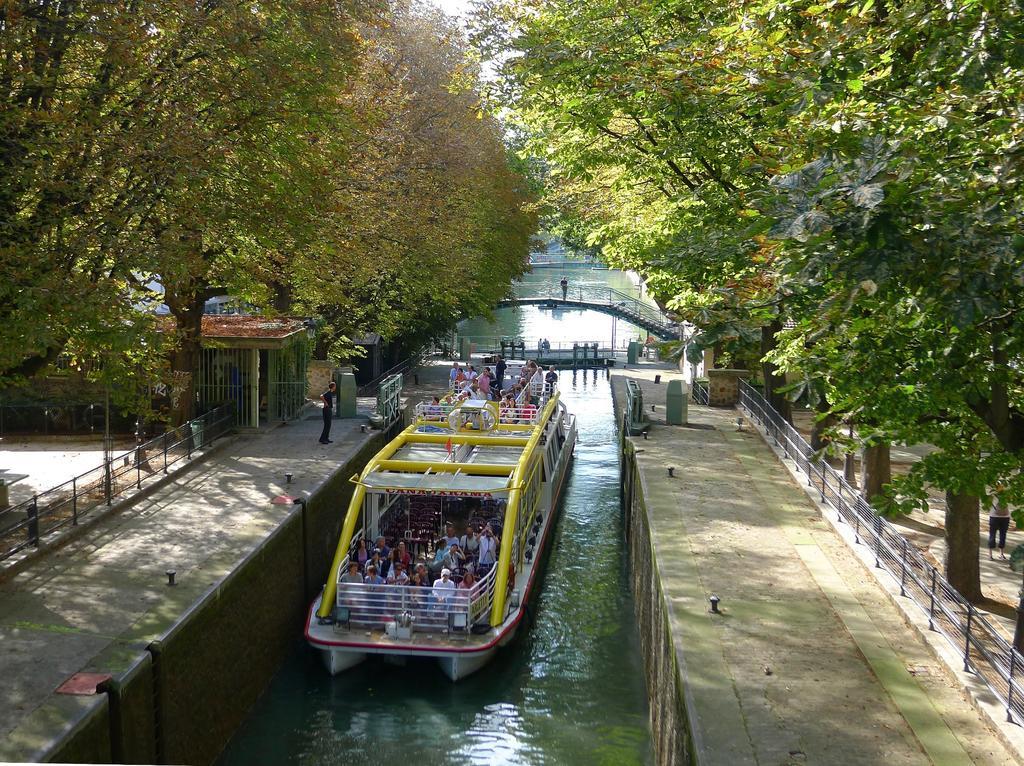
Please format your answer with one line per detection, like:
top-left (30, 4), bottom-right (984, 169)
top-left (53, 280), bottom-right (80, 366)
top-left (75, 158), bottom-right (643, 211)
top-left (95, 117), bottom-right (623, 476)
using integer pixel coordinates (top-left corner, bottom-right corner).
top-left (305, 368), bottom-right (577, 680)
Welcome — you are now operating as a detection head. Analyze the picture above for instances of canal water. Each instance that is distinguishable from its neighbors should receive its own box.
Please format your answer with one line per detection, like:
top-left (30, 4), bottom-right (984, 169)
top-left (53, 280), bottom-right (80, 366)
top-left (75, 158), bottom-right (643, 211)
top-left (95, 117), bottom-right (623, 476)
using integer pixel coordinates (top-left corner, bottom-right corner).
top-left (217, 268), bottom-right (652, 766)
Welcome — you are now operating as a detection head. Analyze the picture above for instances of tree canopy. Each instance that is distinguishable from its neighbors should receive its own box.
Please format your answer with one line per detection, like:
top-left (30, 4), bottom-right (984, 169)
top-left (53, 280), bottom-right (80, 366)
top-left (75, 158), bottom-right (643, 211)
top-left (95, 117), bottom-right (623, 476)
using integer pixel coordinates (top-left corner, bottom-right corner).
top-left (1, 0), bottom-right (535, 419)
top-left (477, 0), bottom-right (1024, 600)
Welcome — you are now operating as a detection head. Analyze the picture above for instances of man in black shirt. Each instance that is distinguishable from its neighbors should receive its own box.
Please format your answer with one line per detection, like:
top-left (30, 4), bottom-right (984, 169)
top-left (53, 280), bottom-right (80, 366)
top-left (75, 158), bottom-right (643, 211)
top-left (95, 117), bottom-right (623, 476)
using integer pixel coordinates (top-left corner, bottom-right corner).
top-left (560, 276), bottom-right (568, 300)
top-left (495, 356), bottom-right (507, 392)
top-left (319, 381), bottom-right (336, 444)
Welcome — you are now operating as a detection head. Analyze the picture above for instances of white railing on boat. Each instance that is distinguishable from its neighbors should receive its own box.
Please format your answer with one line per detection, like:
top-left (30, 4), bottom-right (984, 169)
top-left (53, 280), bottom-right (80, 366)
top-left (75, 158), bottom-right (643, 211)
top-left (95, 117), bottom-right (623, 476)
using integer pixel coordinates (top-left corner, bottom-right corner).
top-left (333, 563), bottom-right (498, 634)
top-left (413, 403), bottom-right (457, 421)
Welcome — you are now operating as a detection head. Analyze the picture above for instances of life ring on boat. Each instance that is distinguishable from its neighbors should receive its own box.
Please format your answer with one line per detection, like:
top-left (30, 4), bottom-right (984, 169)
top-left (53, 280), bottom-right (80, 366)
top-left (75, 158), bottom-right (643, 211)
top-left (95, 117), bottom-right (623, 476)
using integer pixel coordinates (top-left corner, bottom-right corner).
top-left (447, 406), bottom-right (498, 432)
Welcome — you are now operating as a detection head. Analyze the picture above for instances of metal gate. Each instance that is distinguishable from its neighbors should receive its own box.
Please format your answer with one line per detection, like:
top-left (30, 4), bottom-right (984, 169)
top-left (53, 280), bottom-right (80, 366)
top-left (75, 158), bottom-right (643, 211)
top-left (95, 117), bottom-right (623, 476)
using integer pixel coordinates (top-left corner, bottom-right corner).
top-left (196, 347), bottom-right (259, 428)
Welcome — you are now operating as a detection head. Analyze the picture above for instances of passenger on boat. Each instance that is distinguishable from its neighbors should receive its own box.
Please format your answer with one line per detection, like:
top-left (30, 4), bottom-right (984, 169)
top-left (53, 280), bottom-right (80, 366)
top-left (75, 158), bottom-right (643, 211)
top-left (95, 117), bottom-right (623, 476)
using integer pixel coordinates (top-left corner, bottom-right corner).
top-left (461, 526), bottom-right (481, 558)
top-left (478, 369), bottom-right (491, 399)
top-left (366, 550), bottom-right (387, 579)
top-left (375, 536), bottom-right (390, 559)
top-left (519, 400), bottom-right (538, 424)
top-left (545, 365), bottom-right (558, 394)
top-left (468, 383), bottom-right (486, 401)
top-left (387, 561), bottom-right (409, 585)
top-left (429, 543), bottom-right (447, 578)
top-left (432, 568), bottom-right (456, 606)
top-left (363, 564), bottom-right (384, 586)
top-left (458, 571), bottom-right (476, 590)
top-left (478, 526), bottom-right (499, 568)
top-left (499, 394), bottom-right (516, 422)
top-left (354, 539), bottom-right (369, 568)
top-left (442, 543), bottom-right (466, 575)
top-left (413, 562), bottom-right (430, 585)
top-left (341, 561), bottom-right (363, 584)
top-left (467, 365), bottom-right (478, 381)
top-left (449, 362), bottom-right (461, 384)
top-left (426, 396), bottom-right (443, 420)
top-left (384, 548), bottom-right (400, 577)
top-left (453, 367), bottom-right (466, 387)
top-left (443, 524), bottom-right (460, 550)
top-left (396, 540), bottom-right (411, 567)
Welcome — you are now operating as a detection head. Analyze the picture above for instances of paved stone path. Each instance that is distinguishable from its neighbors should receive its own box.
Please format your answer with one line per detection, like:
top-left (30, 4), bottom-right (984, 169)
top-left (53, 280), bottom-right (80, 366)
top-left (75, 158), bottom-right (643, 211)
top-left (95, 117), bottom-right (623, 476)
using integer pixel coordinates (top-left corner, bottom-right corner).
top-left (0, 407), bottom-right (379, 758)
top-left (613, 367), bottom-right (1019, 765)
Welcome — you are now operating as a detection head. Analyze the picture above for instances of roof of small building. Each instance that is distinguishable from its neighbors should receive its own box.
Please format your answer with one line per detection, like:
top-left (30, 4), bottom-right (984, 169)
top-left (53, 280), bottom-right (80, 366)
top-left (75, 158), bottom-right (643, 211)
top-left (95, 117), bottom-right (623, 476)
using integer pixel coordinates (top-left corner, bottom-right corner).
top-left (201, 315), bottom-right (307, 340)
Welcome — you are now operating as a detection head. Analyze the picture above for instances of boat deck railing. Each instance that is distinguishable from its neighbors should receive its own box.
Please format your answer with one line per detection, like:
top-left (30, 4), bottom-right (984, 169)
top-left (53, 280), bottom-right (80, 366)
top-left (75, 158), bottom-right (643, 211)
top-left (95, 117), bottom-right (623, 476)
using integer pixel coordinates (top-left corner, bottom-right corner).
top-left (413, 402), bottom-right (545, 427)
top-left (334, 562), bottom-right (498, 634)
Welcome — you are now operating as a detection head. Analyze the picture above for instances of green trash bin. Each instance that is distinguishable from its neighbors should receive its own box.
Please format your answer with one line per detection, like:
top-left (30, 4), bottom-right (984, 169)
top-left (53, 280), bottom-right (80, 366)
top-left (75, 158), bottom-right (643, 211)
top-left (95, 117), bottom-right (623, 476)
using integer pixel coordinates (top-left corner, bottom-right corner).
top-left (336, 371), bottom-right (357, 418)
top-left (627, 341), bottom-right (639, 365)
top-left (666, 379), bottom-right (688, 425)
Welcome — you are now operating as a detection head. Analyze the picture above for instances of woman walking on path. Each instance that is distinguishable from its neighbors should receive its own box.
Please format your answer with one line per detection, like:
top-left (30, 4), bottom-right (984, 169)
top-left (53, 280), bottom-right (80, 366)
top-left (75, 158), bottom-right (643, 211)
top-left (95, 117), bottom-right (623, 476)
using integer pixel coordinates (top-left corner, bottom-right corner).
top-left (989, 500), bottom-right (1012, 560)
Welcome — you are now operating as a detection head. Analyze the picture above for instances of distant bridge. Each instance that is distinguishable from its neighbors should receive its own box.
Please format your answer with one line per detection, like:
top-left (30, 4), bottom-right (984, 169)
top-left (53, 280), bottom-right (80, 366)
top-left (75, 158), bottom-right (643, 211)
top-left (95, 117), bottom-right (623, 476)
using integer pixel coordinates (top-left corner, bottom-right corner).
top-left (496, 288), bottom-right (678, 340)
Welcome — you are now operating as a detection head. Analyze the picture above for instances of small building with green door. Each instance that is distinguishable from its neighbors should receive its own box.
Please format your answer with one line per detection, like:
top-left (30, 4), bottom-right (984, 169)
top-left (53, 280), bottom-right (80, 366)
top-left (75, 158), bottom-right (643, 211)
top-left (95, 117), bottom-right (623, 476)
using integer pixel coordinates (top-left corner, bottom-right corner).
top-left (196, 316), bottom-right (312, 428)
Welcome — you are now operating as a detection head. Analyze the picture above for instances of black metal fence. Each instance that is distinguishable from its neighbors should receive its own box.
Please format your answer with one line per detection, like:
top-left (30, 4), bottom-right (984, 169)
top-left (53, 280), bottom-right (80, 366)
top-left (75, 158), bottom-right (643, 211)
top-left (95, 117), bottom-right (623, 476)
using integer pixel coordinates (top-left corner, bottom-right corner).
top-left (736, 379), bottom-right (1024, 723)
top-left (0, 403), bottom-right (236, 565)
top-left (0, 402), bottom-right (138, 439)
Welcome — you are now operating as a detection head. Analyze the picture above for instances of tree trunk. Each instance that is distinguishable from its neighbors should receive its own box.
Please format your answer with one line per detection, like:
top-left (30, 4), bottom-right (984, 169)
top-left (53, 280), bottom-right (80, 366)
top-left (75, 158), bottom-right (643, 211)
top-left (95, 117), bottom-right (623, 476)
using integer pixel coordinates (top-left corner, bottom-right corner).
top-left (944, 490), bottom-right (982, 603)
top-left (860, 443), bottom-right (891, 503)
top-left (164, 291), bottom-right (205, 426)
top-left (760, 321), bottom-right (792, 424)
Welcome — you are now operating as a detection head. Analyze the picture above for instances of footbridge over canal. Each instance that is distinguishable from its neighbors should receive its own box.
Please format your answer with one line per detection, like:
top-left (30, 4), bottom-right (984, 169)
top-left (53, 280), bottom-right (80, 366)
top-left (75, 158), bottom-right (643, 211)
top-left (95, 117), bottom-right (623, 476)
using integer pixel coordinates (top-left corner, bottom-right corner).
top-left (496, 287), bottom-right (679, 340)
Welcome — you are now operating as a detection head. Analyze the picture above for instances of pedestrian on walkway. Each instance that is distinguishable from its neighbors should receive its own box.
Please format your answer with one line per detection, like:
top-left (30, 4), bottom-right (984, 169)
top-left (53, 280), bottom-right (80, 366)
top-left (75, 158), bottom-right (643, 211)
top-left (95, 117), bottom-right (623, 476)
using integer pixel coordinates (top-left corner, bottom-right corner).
top-left (560, 276), bottom-right (568, 300)
top-left (319, 381), bottom-right (336, 444)
top-left (495, 355), bottom-right (506, 391)
top-left (989, 499), bottom-right (1012, 560)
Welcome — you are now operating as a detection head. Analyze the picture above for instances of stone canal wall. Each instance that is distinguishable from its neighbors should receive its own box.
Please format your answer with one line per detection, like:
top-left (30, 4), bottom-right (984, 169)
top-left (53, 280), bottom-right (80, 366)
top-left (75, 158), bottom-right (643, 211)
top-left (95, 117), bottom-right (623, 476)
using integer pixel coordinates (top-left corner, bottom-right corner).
top-left (611, 373), bottom-right (695, 766)
top-left (620, 434), bottom-right (695, 766)
top-left (29, 425), bottom-right (394, 766)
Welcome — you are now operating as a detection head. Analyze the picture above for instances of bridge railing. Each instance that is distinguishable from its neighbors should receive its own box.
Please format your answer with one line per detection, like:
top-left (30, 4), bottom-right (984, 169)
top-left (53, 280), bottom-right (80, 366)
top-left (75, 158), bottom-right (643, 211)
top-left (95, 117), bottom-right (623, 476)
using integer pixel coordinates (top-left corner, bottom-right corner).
top-left (507, 286), bottom-right (676, 335)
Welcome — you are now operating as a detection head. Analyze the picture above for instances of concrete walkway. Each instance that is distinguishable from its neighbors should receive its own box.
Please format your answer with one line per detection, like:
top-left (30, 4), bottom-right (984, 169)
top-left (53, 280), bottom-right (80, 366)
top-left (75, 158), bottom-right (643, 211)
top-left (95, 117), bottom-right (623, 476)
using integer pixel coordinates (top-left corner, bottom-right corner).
top-left (613, 367), bottom-right (1018, 765)
top-left (788, 410), bottom-right (1024, 639)
top-left (0, 404), bottom-right (381, 759)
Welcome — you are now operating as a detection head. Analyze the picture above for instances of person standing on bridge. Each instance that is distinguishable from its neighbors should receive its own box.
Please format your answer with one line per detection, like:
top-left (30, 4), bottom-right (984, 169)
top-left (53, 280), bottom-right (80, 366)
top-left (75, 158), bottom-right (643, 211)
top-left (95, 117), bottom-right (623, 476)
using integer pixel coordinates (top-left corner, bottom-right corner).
top-left (560, 276), bottom-right (568, 300)
top-left (319, 381), bottom-right (336, 444)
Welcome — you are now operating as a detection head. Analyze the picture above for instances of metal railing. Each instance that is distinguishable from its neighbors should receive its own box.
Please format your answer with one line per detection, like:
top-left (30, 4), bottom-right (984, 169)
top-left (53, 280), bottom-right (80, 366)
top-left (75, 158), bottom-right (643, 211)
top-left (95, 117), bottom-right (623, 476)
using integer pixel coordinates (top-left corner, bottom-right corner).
top-left (497, 286), bottom-right (677, 338)
top-left (413, 401), bottom-right (543, 427)
top-left (691, 381), bottom-right (709, 405)
top-left (737, 379), bottom-right (1024, 723)
top-left (376, 374), bottom-right (403, 427)
top-left (335, 563), bottom-right (497, 632)
top-left (0, 403), bottom-right (236, 565)
top-left (357, 355), bottom-right (419, 396)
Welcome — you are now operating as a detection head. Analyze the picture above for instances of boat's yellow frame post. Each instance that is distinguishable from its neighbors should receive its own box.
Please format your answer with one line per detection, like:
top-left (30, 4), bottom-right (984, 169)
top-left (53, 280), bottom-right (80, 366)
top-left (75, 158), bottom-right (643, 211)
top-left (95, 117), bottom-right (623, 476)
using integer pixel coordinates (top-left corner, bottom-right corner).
top-left (316, 423), bottom-right (418, 618)
top-left (490, 394), bottom-right (560, 626)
